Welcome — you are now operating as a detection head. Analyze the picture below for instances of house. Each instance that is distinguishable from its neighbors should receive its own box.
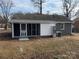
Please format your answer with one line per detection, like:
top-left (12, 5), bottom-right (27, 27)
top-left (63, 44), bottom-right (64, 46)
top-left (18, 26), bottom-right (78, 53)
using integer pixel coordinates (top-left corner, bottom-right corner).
top-left (73, 17), bottom-right (79, 32)
top-left (9, 14), bottom-right (72, 38)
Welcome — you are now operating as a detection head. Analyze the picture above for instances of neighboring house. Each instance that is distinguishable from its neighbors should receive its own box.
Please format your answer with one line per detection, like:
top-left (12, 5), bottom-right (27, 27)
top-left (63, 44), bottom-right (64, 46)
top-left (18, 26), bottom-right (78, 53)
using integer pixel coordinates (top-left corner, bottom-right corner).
top-left (0, 16), bottom-right (11, 28)
top-left (9, 14), bottom-right (72, 38)
top-left (73, 17), bottom-right (79, 32)
top-left (0, 16), bottom-right (5, 28)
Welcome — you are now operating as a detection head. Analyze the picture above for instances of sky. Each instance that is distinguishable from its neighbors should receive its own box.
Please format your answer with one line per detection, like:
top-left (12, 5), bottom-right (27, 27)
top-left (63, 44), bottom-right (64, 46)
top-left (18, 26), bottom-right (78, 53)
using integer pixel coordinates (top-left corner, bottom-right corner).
top-left (11, 0), bottom-right (63, 14)
top-left (0, 0), bottom-right (79, 15)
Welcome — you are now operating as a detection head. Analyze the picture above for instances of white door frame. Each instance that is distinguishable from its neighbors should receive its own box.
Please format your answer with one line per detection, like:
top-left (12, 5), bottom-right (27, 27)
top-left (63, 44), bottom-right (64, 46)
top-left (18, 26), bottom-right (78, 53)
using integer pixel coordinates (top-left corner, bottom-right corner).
top-left (20, 24), bottom-right (27, 37)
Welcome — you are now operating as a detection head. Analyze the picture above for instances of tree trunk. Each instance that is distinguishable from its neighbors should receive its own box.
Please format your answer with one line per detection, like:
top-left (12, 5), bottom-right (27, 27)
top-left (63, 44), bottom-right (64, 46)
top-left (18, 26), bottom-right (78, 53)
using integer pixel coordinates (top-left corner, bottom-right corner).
top-left (4, 23), bottom-right (8, 30)
top-left (40, 0), bottom-right (42, 14)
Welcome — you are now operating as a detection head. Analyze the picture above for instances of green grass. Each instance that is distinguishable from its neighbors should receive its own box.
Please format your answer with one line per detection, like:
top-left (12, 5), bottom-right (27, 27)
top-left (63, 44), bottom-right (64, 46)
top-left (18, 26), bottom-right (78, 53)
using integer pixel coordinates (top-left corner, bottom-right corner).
top-left (0, 36), bottom-right (79, 59)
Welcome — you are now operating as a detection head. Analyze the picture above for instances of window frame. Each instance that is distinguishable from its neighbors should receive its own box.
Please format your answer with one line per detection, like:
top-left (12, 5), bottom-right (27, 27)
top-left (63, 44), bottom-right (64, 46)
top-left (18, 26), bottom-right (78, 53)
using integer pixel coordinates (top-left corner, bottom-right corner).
top-left (59, 23), bottom-right (65, 30)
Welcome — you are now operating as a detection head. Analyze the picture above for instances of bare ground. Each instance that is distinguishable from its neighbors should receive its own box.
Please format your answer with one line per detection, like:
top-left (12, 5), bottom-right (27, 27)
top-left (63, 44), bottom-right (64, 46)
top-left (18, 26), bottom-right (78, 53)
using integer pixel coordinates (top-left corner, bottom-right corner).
top-left (0, 29), bottom-right (79, 59)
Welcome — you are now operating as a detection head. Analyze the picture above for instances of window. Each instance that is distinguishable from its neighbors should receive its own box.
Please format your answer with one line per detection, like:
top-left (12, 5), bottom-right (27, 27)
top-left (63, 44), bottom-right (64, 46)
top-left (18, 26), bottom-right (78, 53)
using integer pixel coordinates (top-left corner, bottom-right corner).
top-left (21, 24), bottom-right (26, 30)
top-left (59, 23), bottom-right (64, 30)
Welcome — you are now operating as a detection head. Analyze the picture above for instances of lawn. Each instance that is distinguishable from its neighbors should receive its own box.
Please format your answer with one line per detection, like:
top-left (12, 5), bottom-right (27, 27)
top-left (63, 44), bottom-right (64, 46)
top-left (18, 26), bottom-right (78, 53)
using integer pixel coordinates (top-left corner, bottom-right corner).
top-left (0, 29), bottom-right (79, 59)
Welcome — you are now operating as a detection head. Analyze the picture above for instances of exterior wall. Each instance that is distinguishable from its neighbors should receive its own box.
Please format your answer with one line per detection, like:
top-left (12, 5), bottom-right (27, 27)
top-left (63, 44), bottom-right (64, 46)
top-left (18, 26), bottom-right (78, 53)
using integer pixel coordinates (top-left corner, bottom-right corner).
top-left (55, 23), bottom-right (72, 35)
top-left (64, 23), bottom-right (72, 34)
top-left (40, 24), bottom-right (55, 36)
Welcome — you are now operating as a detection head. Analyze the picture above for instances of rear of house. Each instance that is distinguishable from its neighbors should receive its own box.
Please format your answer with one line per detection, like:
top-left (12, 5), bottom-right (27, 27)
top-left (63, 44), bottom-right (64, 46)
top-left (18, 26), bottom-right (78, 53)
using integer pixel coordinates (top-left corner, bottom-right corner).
top-left (10, 14), bottom-right (72, 38)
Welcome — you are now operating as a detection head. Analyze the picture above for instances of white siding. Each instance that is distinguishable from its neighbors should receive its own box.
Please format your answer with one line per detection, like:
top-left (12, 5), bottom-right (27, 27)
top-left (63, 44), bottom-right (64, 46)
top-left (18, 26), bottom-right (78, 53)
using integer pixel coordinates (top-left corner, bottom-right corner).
top-left (40, 24), bottom-right (55, 36)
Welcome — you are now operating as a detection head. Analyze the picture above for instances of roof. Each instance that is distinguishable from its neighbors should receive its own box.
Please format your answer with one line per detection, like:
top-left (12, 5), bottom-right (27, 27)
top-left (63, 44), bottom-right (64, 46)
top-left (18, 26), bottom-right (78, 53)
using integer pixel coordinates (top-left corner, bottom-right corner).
top-left (12, 14), bottom-right (72, 22)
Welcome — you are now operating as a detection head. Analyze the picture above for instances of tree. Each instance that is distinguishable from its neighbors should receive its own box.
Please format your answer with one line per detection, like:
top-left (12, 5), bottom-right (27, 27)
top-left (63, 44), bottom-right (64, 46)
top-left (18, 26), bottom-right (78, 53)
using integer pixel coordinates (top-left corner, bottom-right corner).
top-left (62, 0), bottom-right (79, 19)
top-left (31, 0), bottom-right (46, 14)
top-left (0, 0), bottom-right (13, 30)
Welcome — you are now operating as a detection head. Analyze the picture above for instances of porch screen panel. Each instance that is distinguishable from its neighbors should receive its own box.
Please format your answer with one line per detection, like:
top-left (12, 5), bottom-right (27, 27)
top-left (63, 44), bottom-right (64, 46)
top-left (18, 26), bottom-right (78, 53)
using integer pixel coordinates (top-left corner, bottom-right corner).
top-left (27, 23), bottom-right (40, 36)
top-left (37, 24), bottom-right (40, 35)
top-left (32, 24), bottom-right (36, 35)
top-left (14, 23), bottom-right (20, 36)
top-left (21, 24), bottom-right (26, 30)
top-left (27, 24), bottom-right (31, 36)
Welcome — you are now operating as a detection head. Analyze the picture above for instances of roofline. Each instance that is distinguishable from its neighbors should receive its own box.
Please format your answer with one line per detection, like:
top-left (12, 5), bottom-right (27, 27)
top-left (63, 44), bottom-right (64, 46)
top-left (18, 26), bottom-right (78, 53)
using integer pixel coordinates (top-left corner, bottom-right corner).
top-left (9, 19), bottom-right (72, 24)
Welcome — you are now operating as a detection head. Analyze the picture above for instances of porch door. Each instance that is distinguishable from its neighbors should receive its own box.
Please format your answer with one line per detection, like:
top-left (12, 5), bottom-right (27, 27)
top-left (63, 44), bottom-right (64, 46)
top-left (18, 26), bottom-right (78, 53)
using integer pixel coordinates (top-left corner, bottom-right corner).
top-left (14, 23), bottom-right (20, 37)
top-left (20, 24), bottom-right (27, 37)
top-left (27, 24), bottom-right (40, 36)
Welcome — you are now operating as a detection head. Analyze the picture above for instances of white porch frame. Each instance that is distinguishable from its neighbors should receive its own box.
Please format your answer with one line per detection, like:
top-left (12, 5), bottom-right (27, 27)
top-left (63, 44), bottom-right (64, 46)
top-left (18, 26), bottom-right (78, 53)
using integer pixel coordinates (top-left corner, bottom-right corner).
top-left (12, 23), bottom-right (14, 38)
top-left (12, 23), bottom-right (41, 38)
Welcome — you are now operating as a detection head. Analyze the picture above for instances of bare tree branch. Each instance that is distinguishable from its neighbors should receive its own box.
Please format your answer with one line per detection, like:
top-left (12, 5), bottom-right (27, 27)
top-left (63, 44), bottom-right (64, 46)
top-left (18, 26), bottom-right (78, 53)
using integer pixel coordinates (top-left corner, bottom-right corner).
top-left (62, 0), bottom-right (79, 19)
top-left (0, 0), bottom-right (13, 30)
top-left (0, 0), bottom-right (13, 21)
top-left (31, 0), bottom-right (46, 14)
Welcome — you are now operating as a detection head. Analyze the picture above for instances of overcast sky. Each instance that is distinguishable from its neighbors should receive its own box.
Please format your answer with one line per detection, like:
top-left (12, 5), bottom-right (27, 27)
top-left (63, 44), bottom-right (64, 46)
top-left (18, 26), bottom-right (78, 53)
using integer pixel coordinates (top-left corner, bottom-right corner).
top-left (11, 0), bottom-right (63, 14)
